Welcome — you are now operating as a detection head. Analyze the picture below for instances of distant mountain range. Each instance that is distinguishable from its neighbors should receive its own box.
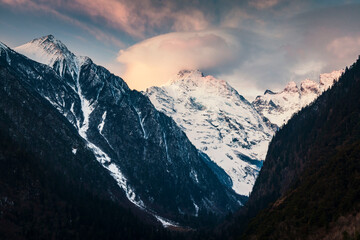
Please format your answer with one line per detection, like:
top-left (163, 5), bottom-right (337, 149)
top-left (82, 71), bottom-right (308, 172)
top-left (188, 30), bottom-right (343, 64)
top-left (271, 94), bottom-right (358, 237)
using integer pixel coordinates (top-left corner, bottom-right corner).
top-left (145, 69), bottom-right (344, 196)
top-left (253, 70), bottom-right (343, 126)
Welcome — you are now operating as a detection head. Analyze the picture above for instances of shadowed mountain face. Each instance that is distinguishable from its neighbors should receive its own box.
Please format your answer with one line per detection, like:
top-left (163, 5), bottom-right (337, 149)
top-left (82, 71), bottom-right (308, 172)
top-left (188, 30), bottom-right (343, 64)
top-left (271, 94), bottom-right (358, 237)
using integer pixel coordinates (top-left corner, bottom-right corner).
top-left (0, 53), bottom-right (172, 239)
top-left (1, 35), bottom-right (242, 227)
top-left (221, 57), bottom-right (360, 239)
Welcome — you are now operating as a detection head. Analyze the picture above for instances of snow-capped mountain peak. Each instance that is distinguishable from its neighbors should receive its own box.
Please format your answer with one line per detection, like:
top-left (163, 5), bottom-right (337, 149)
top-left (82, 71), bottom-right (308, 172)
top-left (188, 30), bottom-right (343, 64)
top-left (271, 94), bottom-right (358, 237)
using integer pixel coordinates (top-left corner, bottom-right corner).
top-left (15, 35), bottom-right (88, 81)
top-left (165, 69), bottom-right (247, 103)
top-left (15, 35), bottom-right (73, 66)
top-left (174, 69), bottom-right (204, 79)
top-left (300, 79), bottom-right (319, 94)
top-left (283, 81), bottom-right (299, 93)
top-left (319, 70), bottom-right (343, 90)
top-left (253, 69), bottom-right (344, 127)
top-left (146, 70), bottom-right (274, 196)
top-left (168, 69), bottom-right (228, 91)
top-left (166, 69), bottom-right (204, 88)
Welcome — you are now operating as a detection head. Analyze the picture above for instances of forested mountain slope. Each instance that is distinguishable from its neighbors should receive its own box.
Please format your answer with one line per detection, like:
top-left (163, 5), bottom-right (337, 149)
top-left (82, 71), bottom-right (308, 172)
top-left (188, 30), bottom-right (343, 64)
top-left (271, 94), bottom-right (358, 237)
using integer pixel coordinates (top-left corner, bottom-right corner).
top-left (224, 56), bottom-right (360, 239)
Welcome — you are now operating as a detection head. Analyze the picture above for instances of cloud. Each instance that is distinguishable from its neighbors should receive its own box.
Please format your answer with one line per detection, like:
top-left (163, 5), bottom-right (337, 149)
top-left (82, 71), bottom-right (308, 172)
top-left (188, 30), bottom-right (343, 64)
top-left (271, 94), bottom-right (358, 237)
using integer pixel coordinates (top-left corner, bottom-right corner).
top-left (116, 30), bottom-right (241, 90)
top-left (0, 0), bottom-right (126, 47)
top-left (249, 0), bottom-right (282, 9)
top-left (220, 8), bottom-right (256, 28)
top-left (327, 36), bottom-right (360, 60)
top-left (170, 9), bottom-right (211, 32)
top-left (0, 0), bottom-right (262, 39)
top-left (1, 0), bottom-right (27, 5)
top-left (280, 4), bottom-right (360, 77)
top-left (67, 0), bottom-right (217, 38)
top-left (1, 0), bottom-right (214, 39)
top-left (292, 60), bottom-right (325, 76)
top-left (116, 3), bottom-right (360, 99)
top-left (66, 0), bottom-right (144, 38)
top-left (2, 0), bottom-right (360, 101)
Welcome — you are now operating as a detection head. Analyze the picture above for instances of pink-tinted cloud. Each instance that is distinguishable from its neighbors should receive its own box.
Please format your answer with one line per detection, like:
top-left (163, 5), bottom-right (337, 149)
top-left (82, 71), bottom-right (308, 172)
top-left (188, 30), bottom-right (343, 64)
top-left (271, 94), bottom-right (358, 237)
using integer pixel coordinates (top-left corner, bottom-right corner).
top-left (0, 0), bottom-right (126, 47)
top-left (66, 0), bottom-right (144, 38)
top-left (2, 0), bottom-right (359, 101)
top-left (171, 9), bottom-right (211, 31)
top-left (116, 30), bottom-right (241, 90)
top-left (0, 0), bottom-right (269, 40)
top-left (1, 0), bottom-right (27, 5)
top-left (67, 0), bottom-right (214, 37)
top-left (327, 36), bottom-right (360, 60)
top-left (220, 8), bottom-right (253, 28)
top-left (0, 0), bottom-right (215, 39)
top-left (249, 0), bottom-right (282, 9)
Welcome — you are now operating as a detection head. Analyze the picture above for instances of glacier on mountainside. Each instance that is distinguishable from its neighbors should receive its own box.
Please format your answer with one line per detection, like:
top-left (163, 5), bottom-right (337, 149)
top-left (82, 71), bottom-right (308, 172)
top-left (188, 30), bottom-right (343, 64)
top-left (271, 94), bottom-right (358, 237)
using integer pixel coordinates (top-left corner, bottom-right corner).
top-left (146, 70), bottom-right (274, 196)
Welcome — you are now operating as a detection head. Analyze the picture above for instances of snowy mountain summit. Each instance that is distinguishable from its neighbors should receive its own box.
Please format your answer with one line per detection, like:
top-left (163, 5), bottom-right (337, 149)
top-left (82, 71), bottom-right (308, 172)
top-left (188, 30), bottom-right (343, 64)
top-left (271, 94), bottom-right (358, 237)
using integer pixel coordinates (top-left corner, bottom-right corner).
top-left (15, 35), bottom-right (88, 87)
top-left (252, 70), bottom-right (344, 127)
top-left (146, 70), bottom-right (274, 195)
top-left (16, 35), bottom-right (76, 67)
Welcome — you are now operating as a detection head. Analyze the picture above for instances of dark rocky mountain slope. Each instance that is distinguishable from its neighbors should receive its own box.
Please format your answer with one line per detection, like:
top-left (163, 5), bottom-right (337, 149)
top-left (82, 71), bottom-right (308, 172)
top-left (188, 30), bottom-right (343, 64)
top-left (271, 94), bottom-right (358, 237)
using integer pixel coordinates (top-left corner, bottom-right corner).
top-left (1, 36), bottom-right (241, 228)
top-left (0, 53), bottom-right (173, 239)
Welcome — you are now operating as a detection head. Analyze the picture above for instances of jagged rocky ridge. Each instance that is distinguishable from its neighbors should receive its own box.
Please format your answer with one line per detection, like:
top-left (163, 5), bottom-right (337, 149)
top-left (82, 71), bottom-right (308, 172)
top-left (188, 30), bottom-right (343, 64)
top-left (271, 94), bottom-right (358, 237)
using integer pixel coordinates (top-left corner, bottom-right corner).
top-left (253, 70), bottom-right (343, 127)
top-left (1, 36), bottom-right (242, 227)
top-left (146, 70), bottom-right (274, 196)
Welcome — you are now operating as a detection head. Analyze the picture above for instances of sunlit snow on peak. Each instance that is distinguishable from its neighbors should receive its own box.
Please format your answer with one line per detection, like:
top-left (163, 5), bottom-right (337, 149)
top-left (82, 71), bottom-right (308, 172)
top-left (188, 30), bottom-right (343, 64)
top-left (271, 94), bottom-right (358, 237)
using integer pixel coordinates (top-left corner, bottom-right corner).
top-left (146, 71), bottom-right (274, 195)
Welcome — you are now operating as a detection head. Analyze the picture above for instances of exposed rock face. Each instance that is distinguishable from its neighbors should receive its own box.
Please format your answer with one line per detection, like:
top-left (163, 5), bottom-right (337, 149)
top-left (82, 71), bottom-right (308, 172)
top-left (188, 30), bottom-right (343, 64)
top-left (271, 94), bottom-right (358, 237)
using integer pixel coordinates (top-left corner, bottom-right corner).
top-left (2, 36), bottom-right (242, 227)
top-left (145, 70), bottom-right (274, 196)
top-left (252, 70), bottom-right (344, 127)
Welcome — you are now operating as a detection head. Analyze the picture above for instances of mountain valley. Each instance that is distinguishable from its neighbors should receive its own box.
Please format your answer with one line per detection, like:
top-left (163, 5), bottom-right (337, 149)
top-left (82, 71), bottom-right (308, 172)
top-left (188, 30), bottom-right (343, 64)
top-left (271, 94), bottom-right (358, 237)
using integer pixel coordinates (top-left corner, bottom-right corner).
top-left (0, 33), bottom-right (359, 240)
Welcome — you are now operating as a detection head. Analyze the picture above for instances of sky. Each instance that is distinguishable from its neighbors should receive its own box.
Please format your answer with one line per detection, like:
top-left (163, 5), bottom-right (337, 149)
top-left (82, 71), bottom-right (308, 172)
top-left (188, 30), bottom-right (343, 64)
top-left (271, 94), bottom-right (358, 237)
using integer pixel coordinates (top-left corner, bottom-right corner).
top-left (1, 0), bottom-right (360, 99)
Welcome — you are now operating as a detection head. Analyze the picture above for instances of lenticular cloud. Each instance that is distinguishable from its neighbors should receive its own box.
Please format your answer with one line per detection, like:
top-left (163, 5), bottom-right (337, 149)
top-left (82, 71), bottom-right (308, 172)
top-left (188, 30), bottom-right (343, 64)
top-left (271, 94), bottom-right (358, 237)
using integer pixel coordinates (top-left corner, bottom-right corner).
top-left (117, 30), bottom-right (241, 90)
